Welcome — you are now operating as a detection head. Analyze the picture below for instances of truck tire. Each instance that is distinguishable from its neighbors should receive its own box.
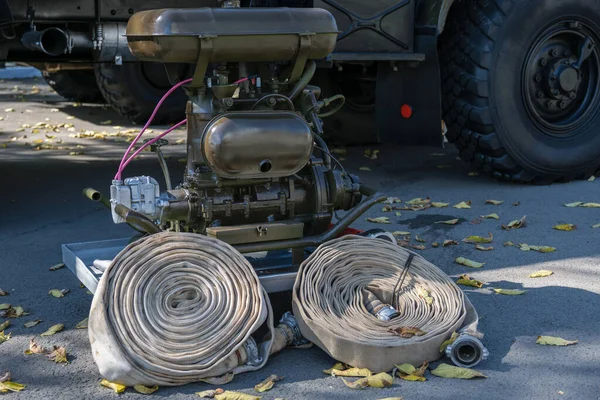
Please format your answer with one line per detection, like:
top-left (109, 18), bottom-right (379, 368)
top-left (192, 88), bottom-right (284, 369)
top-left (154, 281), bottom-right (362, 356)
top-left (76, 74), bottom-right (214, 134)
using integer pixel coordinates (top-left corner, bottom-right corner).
top-left (42, 69), bottom-right (104, 103)
top-left (440, 0), bottom-right (600, 182)
top-left (94, 62), bottom-right (186, 125)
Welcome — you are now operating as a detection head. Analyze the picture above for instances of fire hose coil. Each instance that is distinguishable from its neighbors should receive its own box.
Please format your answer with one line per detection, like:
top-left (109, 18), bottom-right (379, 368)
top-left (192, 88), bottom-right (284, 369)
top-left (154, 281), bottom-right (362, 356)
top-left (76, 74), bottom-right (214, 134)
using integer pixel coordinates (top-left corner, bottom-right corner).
top-left (292, 235), bottom-right (480, 372)
top-left (89, 232), bottom-right (274, 386)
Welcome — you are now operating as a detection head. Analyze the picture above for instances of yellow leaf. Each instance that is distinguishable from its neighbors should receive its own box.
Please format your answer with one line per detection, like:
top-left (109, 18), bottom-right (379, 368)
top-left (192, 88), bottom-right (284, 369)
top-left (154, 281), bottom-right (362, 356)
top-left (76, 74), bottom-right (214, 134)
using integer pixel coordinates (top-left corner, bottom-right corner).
top-left (331, 148), bottom-right (347, 155)
top-left (452, 201), bottom-right (471, 209)
top-left (100, 379), bottom-right (126, 394)
top-left (382, 197), bottom-right (402, 204)
top-left (435, 219), bottom-right (459, 225)
top-left (529, 245), bottom-right (556, 253)
top-left (332, 368), bottom-right (371, 377)
top-left (493, 288), bottom-right (527, 295)
top-left (49, 263), bottom-right (65, 271)
top-left (2, 306), bottom-right (28, 318)
top-left (26, 338), bottom-right (46, 354)
top-left (415, 235), bottom-right (426, 243)
top-left (485, 200), bottom-right (503, 205)
top-left (406, 198), bottom-right (430, 206)
top-left (69, 152), bottom-right (84, 156)
top-left (4, 108), bottom-right (14, 112)
top-left (529, 270), bottom-right (553, 278)
top-left (381, 205), bottom-right (392, 212)
top-left (174, 139), bottom-right (185, 145)
top-left (359, 166), bottom-right (371, 171)
top-left (46, 345), bottom-right (68, 363)
top-left (40, 323), bottom-right (64, 336)
top-left (589, 175), bottom-right (596, 182)
top-left (364, 148), bottom-right (379, 160)
top-left (0, 289), bottom-right (7, 296)
top-left (564, 202), bottom-right (583, 207)
top-left (48, 289), bottom-right (68, 298)
top-left (503, 241), bottom-right (515, 246)
top-left (323, 362), bottom-right (347, 375)
top-left (553, 224), bottom-right (576, 231)
top-left (580, 203), bottom-right (600, 208)
top-left (0, 304), bottom-right (10, 310)
top-left (456, 274), bottom-right (484, 288)
top-left (593, 223), bottom-right (600, 228)
top-left (455, 257), bottom-right (484, 268)
top-left (468, 172), bottom-right (479, 177)
top-left (215, 392), bottom-right (261, 400)
top-left (442, 239), bottom-right (459, 247)
top-left (411, 244), bottom-right (426, 250)
top-left (395, 361), bottom-right (428, 382)
top-left (66, 116), bottom-right (75, 120)
top-left (462, 233), bottom-right (493, 244)
top-left (439, 332), bottom-right (460, 353)
top-left (392, 231), bottom-right (411, 236)
top-left (23, 320), bottom-right (41, 328)
top-left (388, 326), bottom-right (427, 338)
top-left (395, 212), bottom-right (402, 217)
top-left (100, 120), bottom-right (112, 125)
top-left (343, 372), bottom-right (394, 390)
top-left (197, 388), bottom-right (225, 398)
top-left (0, 331), bottom-right (11, 344)
top-left (432, 242), bottom-right (440, 248)
top-left (502, 215), bottom-right (527, 230)
top-left (134, 385), bottom-right (159, 394)
top-left (431, 202), bottom-right (449, 208)
top-left (0, 320), bottom-right (9, 331)
top-left (417, 287), bottom-right (433, 305)
top-left (367, 217), bottom-right (391, 224)
top-left (475, 245), bottom-right (493, 251)
top-left (0, 381), bottom-right (26, 392)
top-left (254, 375), bottom-right (283, 392)
top-left (481, 213), bottom-right (499, 220)
top-left (430, 363), bottom-right (487, 379)
top-left (199, 372), bottom-right (234, 385)
top-left (536, 336), bottom-right (578, 346)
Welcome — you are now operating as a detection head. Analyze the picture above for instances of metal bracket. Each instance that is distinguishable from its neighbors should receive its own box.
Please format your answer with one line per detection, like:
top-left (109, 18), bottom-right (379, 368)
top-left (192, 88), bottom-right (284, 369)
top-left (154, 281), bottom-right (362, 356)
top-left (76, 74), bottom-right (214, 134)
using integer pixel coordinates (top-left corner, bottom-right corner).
top-left (289, 34), bottom-right (313, 83)
top-left (191, 35), bottom-right (215, 88)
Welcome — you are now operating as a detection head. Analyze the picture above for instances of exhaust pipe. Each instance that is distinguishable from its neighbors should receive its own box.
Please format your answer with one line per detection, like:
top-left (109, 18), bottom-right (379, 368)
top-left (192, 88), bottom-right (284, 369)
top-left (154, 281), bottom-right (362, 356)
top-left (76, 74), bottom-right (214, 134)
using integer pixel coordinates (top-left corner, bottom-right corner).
top-left (445, 334), bottom-right (489, 368)
top-left (22, 28), bottom-right (92, 56)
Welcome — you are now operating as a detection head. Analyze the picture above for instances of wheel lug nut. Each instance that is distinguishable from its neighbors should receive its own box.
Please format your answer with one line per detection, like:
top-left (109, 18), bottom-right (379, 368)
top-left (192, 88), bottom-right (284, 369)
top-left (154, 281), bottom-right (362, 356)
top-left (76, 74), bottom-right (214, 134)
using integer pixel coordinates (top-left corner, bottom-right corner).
top-left (537, 90), bottom-right (545, 98)
top-left (535, 74), bottom-right (542, 82)
top-left (540, 58), bottom-right (548, 66)
top-left (552, 89), bottom-right (560, 96)
top-left (560, 101), bottom-right (568, 109)
top-left (547, 100), bottom-right (555, 108)
top-left (551, 49), bottom-right (559, 57)
top-left (569, 91), bottom-right (576, 99)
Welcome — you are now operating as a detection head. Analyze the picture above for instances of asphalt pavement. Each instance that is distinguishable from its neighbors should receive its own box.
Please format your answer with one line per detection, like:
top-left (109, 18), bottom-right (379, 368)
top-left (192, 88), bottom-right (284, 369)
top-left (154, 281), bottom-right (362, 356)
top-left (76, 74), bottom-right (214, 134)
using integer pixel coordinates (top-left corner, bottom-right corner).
top-left (1, 71), bottom-right (600, 400)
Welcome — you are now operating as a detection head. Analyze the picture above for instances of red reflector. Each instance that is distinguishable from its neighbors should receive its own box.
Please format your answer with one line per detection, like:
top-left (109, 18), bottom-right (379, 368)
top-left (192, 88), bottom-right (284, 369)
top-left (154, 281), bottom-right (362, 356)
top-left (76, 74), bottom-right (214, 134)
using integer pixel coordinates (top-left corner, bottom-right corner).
top-left (400, 104), bottom-right (413, 119)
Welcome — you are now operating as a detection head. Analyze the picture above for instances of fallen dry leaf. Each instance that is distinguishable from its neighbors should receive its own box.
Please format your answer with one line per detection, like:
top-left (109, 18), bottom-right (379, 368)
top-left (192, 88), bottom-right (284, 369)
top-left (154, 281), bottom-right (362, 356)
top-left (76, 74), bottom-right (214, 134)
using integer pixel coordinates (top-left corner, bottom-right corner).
top-left (0, 331), bottom-right (10, 344)
top-left (553, 224), bottom-right (576, 231)
top-left (331, 148), bottom-right (347, 155)
top-left (442, 239), bottom-right (459, 247)
top-left (395, 211), bottom-right (402, 217)
top-left (415, 235), bottom-right (426, 243)
top-left (503, 241), bottom-right (515, 247)
top-left (440, 332), bottom-right (460, 354)
top-left (388, 326), bottom-right (426, 338)
top-left (463, 233), bottom-right (493, 244)
top-left (40, 323), bottom-right (64, 336)
top-left (456, 275), bottom-right (484, 288)
top-left (453, 201), bottom-right (472, 209)
top-left (46, 346), bottom-right (68, 364)
top-left (100, 379), bottom-right (126, 394)
top-left (592, 223), bottom-right (600, 228)
top-left (581, 202), bottom-right (600, 208)
top-left (1, 306), bottom-right (28, 318)
top-left (75, 317), bottom-right (88, 329)
top-left (431, 202), bottom-right (449, 208)
top-left (475, 245), bottom-right (493, 251)
top-left (392, 231), bottom-right (411, 236)
top-left (395, 361), bottom-right (428, 382)
top-left (196, 388), bottom-right (225, 398)
top-left (23, 320), bottom-right (41, 328)
top-left (134, 385), bottom-right (159, 394)
top-left (502, 215), bottom-right (527, 230)
top-left (435, 219), bottom-right (459, 225)
top-left (430, 363), bottom-right (487, 379)
top-left (0, 320), bottom-right (8, 331)
top-left (589, 175), bottom-right (596, 182)
top-left (342, 372), bottom-right (393, 390)
top-left (432, 242), bottom-right (440, 248)
top-left (411, 244), bottom-right (426, 250)
top-left (0, 304), bottom-right (10, 311)
top-left (493, 288), bottom-right (527, 295)
top-left (564, 202), bottom-right (583, 207)
top-left (406, 197), bottom-right (431, 206)
top-left (530, 270), bottom-right (553, 278)
top-left (468, 172), bottom-right (479, 177)
top-left (48, 289), bottom-right (69, 298)
top-left (49, 263), bottom-right (65, 271)
top-left (481, 213), bottom-right (499, 220)
top-left (455, 257), bottom-right (484, 268)
top-left (254, 375), bottom-right (283, 393)
top-left (522, 245), bottom-right (556, 253)
top-left (24, 338), bottom-right (46, 355)
top-left (513, 201), bottom-right (521, 206)
top-left (0, 371), bottom-right (10, 383)
top-left (364, 149), bottom-right (380, 160)
top-left (485, 200), bottom-right (503, 205)
top-left (366, 217), bottom-right (391, 224)
top-left (199, 373), bottom-right (234, 385)
top-left (4, 108), bottom-right (14, 112)
top-left (359, 166), bottom-right (371, 171)
top-left (381, 205), bottom-right (392, 212)
top-left (215, 392), bottom-right (261, 400)
top-left (536, 336), bottom-right (577, 346)
top-left (382, 197), bottom-right (402, 204)
top-left (0, 380), bottom-right (26, 392)
top-left (0, 289), bottom-right (7, 296)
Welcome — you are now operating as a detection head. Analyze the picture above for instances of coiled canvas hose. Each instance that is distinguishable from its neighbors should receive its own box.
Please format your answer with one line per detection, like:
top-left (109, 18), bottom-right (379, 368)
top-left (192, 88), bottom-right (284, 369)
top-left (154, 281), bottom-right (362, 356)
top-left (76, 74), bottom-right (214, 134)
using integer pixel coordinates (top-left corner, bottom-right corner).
top-left (292, 235), bottom-right (480, 372)
top-left (89, 232), bottom-right (274, 386)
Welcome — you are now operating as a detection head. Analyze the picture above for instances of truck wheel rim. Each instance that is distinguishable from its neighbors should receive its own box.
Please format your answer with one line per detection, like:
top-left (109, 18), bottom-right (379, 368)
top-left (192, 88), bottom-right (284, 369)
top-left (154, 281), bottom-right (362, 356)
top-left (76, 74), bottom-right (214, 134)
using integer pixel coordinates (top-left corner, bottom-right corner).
top-left (522, 19), bottom-right (600, 137)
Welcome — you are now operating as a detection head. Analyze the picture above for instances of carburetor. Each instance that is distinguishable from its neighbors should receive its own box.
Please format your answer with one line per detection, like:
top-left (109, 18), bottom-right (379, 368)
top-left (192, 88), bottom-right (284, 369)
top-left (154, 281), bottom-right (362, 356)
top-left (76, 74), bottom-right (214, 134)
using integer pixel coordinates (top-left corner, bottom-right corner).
top-left (109, 6), bottom-right (376, 246)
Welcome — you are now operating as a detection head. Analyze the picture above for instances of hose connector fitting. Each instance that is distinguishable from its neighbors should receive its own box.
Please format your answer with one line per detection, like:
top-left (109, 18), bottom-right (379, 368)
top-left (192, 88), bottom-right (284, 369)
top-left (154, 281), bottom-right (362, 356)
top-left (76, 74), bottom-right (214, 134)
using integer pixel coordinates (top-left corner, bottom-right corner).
top-left (445, 333), bottom-right (489, 368)
top-left (279, 312), bottom-right (309, 346)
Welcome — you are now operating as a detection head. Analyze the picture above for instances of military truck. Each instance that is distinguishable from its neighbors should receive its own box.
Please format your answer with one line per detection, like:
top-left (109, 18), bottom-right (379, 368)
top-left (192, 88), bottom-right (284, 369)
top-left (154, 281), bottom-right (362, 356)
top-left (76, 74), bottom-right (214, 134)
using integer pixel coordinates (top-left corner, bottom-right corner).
top-left (1, 0), bottom-right (599, 183)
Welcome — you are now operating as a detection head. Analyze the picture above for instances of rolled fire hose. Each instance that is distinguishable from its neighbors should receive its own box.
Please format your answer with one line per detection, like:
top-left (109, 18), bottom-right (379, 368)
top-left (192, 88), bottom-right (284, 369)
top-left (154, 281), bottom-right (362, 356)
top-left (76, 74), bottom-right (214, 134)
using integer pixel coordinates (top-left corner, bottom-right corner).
top-left (89, 232), bottom-right (278, 386)
top-left (292, 235), bottom-right (481, 372)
